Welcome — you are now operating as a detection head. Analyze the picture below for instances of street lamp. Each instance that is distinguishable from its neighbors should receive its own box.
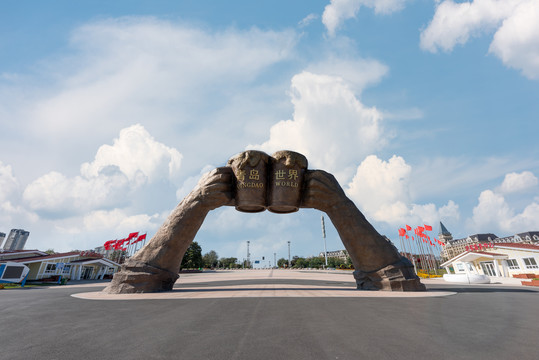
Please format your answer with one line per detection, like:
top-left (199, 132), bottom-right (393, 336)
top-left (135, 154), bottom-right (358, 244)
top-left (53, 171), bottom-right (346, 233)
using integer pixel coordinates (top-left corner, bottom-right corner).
top-left (322, 215), bottom-right (328, 267)
top-left (247, 241), bottom-right (250, 269)
top-left (287, 241), bottom-right (291, 268)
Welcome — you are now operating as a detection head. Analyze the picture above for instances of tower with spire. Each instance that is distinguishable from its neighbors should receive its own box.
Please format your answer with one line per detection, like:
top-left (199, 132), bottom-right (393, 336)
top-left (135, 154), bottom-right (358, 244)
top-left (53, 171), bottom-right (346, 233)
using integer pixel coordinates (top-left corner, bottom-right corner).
top-left (438, 222), bottom-right (453, 245)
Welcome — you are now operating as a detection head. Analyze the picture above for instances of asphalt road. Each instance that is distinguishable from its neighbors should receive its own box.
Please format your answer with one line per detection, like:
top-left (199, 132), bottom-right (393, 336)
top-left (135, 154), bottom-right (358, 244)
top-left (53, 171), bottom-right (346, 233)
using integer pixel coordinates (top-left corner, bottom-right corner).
top-left (1, 275), bottom-right (538, 360)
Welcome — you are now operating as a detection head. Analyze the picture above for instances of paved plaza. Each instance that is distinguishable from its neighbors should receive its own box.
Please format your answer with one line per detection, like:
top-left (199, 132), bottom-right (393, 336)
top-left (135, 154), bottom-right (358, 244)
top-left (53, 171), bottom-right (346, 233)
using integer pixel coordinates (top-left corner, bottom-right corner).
top-left (1, 269), bottom-right (538, 360)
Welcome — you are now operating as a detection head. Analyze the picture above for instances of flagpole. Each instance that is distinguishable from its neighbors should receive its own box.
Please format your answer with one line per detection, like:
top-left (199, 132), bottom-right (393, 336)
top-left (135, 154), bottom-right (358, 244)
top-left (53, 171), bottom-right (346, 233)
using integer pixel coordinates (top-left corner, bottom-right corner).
top-left (415, 228), bottom-right (429, 273)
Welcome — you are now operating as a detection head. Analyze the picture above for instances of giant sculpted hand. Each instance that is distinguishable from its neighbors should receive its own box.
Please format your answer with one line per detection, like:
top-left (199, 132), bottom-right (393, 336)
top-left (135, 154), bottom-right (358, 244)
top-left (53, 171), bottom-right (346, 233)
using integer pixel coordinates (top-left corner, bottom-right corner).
top-left (104, 167), bottom-right (234, 294)
top-left (301, 170), bottom-right (425, 291)
top-left (301, 169), bottom-right (348, 213)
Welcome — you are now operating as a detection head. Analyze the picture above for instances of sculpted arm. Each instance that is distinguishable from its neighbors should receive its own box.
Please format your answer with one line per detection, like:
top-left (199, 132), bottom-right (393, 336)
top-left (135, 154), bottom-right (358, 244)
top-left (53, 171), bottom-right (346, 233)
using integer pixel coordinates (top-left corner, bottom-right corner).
top-left (301, 170), bottom-right (425, 291)
top-left (105, 167), bottom-right (234, 293)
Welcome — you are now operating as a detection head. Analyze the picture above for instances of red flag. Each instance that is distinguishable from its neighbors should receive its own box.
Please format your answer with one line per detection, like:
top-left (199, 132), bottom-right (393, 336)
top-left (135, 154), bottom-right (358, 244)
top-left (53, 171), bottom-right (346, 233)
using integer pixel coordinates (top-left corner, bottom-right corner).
top-left (114, 239), bottom-right (126, 250)
top-left (405, 225), bottom-right (411, 231)
top-left (398, 228), bottom-right (406, 237)
top-left (127, 232), bottom-right (139, 240)
top-left (136, 233), bottom-right (147, 242)
top-left (405, 234), bottom-right (409, 239)
top-left (424, 224), bottom-right (432, 231)
top-left (103, 240), bottom-right (116, 250)
top-left (465, 245), bottom-right (469, 251)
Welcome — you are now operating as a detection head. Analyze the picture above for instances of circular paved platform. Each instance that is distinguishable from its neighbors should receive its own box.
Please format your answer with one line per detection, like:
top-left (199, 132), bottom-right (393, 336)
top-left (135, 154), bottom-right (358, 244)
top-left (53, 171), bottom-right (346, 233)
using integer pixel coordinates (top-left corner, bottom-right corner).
top-left (72, 269), bottom-right (456, 299)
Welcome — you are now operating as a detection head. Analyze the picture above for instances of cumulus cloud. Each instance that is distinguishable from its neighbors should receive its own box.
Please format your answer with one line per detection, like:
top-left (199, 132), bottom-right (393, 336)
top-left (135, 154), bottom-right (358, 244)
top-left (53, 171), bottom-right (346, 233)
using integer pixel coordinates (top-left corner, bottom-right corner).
top-left (23, 170), bottom-right (130, 217)
top-left (23, 124), bottom-right (181, 217)
top-left (0, 161), bottom-right (40, 226)
top-left (81, 124), bottom-right (183, 186)
top-left (345, 155), bottom-right (459, 226)
top-left (489, 1), bottom-right (539, 79)
top-left (322, 0), bottom-right (408, 37)
top-left (6, 16), bottom-right (298, 166)
top-left (498, 171), bottom-right (538, 194)
top-left (83, 209), bottom-right (162, 234)
top-left (470, 171), bottom-right (539, 233)
top-left (347, 155), bottom-right (412, 217)
top-left (420, 0), bottom-right (539, 79)
top-left (0, 161), bottom-right (19, 202)
top-left (251, 71), bottom-right (386, 180)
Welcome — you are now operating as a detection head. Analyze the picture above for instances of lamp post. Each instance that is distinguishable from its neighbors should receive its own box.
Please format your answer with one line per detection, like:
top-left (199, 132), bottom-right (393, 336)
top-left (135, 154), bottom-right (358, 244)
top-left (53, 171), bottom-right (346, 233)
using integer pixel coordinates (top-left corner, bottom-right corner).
top-left (247, 241), bottom-right (250, 269)
top-left (322, 215), bottom-right (328, 267)
top-left (274, 252), bottom-right (276, 268)
top-left (287, 241), bottom-right (291, 268)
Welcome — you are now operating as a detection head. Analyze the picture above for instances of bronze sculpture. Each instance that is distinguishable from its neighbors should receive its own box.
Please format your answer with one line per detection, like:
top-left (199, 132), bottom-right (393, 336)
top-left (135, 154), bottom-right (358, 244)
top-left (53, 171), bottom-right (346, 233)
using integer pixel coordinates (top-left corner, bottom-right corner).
top-left (104, 150), bottom-right (425, 294)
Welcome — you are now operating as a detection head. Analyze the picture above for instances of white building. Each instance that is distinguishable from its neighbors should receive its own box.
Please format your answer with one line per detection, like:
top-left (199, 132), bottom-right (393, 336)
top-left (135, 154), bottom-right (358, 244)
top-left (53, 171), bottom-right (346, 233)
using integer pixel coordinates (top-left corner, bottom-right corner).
top-left (318, 250), bottom-right (348, 262)
top-left (441, 243), bottom-right (539, 278)
top-left (0, 250), bottom-right (120, 281)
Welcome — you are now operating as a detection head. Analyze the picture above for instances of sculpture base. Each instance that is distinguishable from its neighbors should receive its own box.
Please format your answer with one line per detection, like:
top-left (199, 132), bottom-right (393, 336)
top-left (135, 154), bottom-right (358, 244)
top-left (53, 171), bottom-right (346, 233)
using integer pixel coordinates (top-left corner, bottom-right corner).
top-left (103, 260), bottom-right (179, 294)
top-left (353, 257), bottom-right (426, 291)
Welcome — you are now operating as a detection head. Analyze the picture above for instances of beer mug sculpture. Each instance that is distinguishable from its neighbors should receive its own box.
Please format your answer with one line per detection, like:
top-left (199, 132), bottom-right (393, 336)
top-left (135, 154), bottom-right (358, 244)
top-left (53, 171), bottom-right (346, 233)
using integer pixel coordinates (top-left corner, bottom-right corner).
top-left (227, 150), bottom-right (269, 213)
top-left (268, 150), bottom-right (308, 214)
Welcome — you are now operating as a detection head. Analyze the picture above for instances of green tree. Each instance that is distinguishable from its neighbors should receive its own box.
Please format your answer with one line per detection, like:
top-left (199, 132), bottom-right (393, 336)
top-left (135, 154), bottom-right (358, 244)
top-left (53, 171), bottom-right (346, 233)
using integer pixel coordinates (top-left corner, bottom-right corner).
top-left (327, 257), bottom-right (345, 268)
top-left (308, 256), bottom-right (324, 269)
top-left (220, 257), bottom-right (238, 269)
top-left (44, 249), bottom-right (55, 255)
top-left (202, 250), bottom-right (219, 268)
top-left (181, 241), bottom-right (203, 269)
top-left (277, 258), bottom-right (288, 268)
top-left (293, 257), bottom-right (308, 268)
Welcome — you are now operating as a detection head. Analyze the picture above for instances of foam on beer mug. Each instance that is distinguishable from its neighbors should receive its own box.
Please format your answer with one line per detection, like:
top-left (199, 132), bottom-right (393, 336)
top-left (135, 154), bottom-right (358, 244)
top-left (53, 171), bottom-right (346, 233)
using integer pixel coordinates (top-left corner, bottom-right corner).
top-left (268, 150), bottom-right (308, 214)
top-left (227, 150), bottom-right (269, 213)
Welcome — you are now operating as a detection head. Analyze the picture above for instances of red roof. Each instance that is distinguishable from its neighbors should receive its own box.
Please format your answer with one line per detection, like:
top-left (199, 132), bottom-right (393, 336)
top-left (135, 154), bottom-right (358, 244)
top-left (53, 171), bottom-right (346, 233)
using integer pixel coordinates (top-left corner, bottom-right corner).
top-left (10, 251), bottom-right (82, 263)
top-left (495, 243), bottom-right (539, 250)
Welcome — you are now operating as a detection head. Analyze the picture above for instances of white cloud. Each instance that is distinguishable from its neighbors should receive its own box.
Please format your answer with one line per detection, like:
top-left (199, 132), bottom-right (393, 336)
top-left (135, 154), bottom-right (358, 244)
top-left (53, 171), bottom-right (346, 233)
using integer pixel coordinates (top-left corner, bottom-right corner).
top-left (175, 164), bottom-right (215, 201)
top-left (5, 17), bottom-right (298, 172)
top-left (22, 170), bottom-right (130, 216)
top-left (323, 0), bottom-right (362, 37)
top-left (83, 209), bottom-right (162, 234)
top-left (305, 57), bottom-right (389, 94)
top-left (81, 124), bottom-right (183, 186)
top-left (251, 71), bottom-right (386, 181)
top-left (322, 0), bottom-right (408, 37)
top-left (420, 0), bottom-right (539, 79)
top-left (345, 155), bottom-right (459, 226)
top-left (470, 171), bottom-right (539, 233)
top-left (347, 155), bottom-right (412, 216)
top-left (23, 124), bottom-right (181, 217)
top-left (299, 13), bottom-right (319, 27)
top-left (471, 189), bottom-right (515, 230)
top-left (489, 1), bottom-right (539, 79)
top-left (0, 161), bottom-right (19, 202)
top-left (439, 200), bottom-right (460, 220)
top-left (498, 171), bottom-right (538, 194)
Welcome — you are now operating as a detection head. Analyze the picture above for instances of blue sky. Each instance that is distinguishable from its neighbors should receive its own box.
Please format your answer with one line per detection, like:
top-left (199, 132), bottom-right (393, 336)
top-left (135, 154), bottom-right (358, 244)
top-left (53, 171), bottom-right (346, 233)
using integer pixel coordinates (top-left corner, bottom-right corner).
top-left (1, 0), bottom-right (538, 263)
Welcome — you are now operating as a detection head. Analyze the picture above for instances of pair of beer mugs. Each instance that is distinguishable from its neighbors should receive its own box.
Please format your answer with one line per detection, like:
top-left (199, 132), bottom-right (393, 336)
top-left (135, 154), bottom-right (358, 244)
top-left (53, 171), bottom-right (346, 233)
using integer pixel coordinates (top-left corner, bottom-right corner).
top-left (227, 150), bottom-right (308, 214)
